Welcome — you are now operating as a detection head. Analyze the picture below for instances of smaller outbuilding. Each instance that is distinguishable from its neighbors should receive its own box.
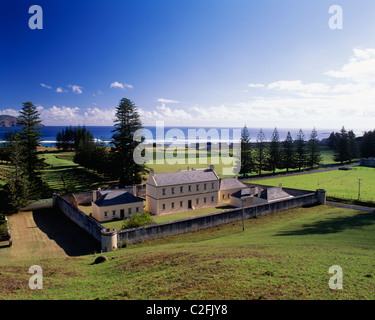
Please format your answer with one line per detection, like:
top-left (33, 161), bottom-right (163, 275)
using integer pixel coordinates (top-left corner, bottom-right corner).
top-left (230, 188), bottom-right (254, 208)
top-left (92, 190), bottom-right (144, 223)
top-left (253, 186), bottom-right (294, 205)
top-left (218, 177), bottom-right (248, 202)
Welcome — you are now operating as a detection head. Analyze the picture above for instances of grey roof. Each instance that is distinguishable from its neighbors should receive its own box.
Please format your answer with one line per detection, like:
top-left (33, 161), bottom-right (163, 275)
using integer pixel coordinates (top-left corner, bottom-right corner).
top-left (231, 188), bottom-right (253, 199)
top-left (219, 178), bottom-right (248, 191)
top-left (150, 169), bottom-right (218, 187)
top-left (260, 187), bottom-right (293, 202)
top-left (94, 191), bottom-right (143, 207)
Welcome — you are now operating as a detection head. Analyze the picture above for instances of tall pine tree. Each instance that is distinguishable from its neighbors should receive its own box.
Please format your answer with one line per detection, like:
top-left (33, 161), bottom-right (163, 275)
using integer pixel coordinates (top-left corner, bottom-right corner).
top-left (255, 129), bottom-right (268, 176)
top-left (237, 125), bottom-right (254, 176)
top-left (307, 127), bottom-right (322, 169)
top-left (17, 102), bottom-right (44, 180)
top-left (295, 129), bottom-right (307, 172)
top-left (268, 127), bottom-right (281, 174)
top-left (110, 98), bottom-right (146, 186)
top-left (282, 131), bottom-right (296, 172)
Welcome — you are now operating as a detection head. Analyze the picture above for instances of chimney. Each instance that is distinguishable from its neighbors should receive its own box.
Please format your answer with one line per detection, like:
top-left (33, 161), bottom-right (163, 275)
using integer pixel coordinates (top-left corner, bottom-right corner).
top-left (93, 188), bottom-right (100, 202)
top-left (279, 183), bottom-right (282, 190)
top-left (187, 166), bottom-right (189, 171)
top-left (133, 185), bottom-right (138, 197)
top-left (209, 165), bottom-right (215, 171)
top-left (149, 169), bottom-right (154, 177)
top-left (235, 174), bottom-right (238, 180)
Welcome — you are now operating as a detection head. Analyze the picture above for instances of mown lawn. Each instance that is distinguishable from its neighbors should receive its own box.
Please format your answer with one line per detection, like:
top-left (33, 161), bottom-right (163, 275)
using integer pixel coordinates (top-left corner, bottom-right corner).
top-left (40, 153), bottom-right (112, 193)
top-left (1, 204), bottom-right (375, 300)
top-left (249, 166), bottom-right (375, 202)
top-left (98, 203), bottom-right (236, 230)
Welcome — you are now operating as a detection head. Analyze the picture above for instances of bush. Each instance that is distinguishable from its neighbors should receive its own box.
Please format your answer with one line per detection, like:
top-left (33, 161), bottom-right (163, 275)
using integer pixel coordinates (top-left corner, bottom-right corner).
top-left (121, 212), bottom-right (154, 230)
top-left (0, 219), bottom-right (8, 240)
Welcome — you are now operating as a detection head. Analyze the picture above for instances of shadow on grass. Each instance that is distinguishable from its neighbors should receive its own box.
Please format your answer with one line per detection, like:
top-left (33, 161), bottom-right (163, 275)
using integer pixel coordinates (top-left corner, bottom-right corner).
top-left (32, 208), bottom-right (101, 256)
top-left (275, 212), bottom-right (375, 236)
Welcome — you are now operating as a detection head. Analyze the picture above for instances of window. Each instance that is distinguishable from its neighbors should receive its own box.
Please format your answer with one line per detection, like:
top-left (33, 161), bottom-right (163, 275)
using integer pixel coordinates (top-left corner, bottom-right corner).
top-left (212, 182), bottom-right (215, 189)
top-left (196, 184), bottom-right (199, 191)
top-left (228, 194), bottom-right (230, 199)
top-left (211, 196), bottom-right (214, 202)
top-left (196, 199), bottom-right (199, 205)
top-left (136, 207), bottom-right (139, 213)
top-left (172, 202), bottom-right (175, 209)
top-left (162, 188), bottom-right (166, 195)
top-left (128, 208), bottom-right (132, 215)
top-left (188, 185), bottom-right (191, 192)
top-left (180, 186), bottom-right (183, 193)
top-left (171, 187), bottom-right (175, 194)
top-left (204, 197), bottom-right (207, 204)
top-left (222, 195), bottom-right (225, 199)
top-left (112, 210), bottom-right (116, 216)
top-left (162, 204), bottom-right (166, 210)
top-left (180, 201), bottom-right (183, 207)
top-left (204, 184), bottom-right (207, 190)
top-left (104, 211), bottom-right (108, 217)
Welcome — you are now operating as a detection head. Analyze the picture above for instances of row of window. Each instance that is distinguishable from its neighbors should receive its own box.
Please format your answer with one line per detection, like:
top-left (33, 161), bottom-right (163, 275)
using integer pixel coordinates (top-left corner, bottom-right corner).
top-left (104, 207), bottom-right (140, 218)
top-left (162, 182), bottom-right (216, 196)
top-left (162, 196), bottom-right (215, 210)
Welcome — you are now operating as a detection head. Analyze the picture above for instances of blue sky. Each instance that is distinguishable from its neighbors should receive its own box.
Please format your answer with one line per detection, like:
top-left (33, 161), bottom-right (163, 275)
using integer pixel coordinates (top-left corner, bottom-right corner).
top-left (2, 1), bottom-right (375, 133)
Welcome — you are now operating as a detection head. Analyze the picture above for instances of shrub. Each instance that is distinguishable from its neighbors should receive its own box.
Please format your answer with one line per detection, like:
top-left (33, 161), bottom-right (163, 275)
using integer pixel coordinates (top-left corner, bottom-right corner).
top-left (121, 212), bottom-right (154, 230)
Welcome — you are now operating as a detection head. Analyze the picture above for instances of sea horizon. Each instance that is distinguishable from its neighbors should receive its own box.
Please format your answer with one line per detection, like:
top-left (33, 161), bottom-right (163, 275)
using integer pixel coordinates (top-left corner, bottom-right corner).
top-left (0, 125), bottom-right (341, 146)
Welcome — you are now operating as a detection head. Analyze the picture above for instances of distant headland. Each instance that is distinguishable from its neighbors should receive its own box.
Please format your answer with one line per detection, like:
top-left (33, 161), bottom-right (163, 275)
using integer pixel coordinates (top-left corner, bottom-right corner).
top-left (0, 115), bottom-right (18, 127)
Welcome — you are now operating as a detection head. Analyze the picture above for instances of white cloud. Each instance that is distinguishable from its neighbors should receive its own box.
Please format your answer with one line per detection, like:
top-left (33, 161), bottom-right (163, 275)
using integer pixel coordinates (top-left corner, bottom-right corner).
top-left (110, 81), bottom-right (133, 89)
top-left (68, 85), bottom-right (83, 94)
top-left (157, 98), bottom-right (180, 104)
top-left (56, 87), bottom-right (68, 93)
top-left (40, 83), bottom-right (52, 89)
top-left (248, 83), bottom-right (265, 88)
top-left (325, 48), bottom-right (375, 83)
top-left (267, 80), bottom-right (329, 94)
top-left (0, 109), bottom-right (19, 117)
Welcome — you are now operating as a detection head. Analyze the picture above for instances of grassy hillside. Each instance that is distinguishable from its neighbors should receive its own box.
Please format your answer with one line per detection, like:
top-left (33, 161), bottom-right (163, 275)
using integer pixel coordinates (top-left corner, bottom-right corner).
top-left (250, 166), bottom-right (375, 202)
top-left (1, 204), bottom-right (375, 300)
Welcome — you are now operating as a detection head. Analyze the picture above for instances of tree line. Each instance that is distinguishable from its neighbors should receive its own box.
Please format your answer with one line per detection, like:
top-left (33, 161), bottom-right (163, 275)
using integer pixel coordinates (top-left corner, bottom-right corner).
top-left (0, 102), bottom-right (51, 212)
top-left (56, 98), bottom-right (146, 186)
top-left (237, 126), bottom-right (323, 176)
top-left (0, 98), bottom-right (146, 213)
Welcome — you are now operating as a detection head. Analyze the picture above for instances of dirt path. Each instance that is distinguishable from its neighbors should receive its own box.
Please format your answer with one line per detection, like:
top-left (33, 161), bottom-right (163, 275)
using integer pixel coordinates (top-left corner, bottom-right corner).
top-left (2, 208), bottom-right (100, 263)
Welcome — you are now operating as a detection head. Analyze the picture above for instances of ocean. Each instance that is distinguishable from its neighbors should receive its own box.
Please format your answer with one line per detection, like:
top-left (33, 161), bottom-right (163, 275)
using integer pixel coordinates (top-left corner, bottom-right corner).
top-left (0, 126), bottom-right (332, 147)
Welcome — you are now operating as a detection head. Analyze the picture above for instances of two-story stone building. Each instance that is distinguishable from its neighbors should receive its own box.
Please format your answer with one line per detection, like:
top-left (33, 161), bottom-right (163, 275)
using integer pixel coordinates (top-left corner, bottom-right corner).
top-left (146, 166), bottom-right (220, 215)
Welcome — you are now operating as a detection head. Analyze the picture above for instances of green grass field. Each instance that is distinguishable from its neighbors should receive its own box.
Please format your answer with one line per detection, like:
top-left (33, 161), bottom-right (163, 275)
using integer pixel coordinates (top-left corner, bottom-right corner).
top-left (40, 153), bottom-right (112, 193)
top-left (1, 204), bottom-right (375, 300)
top-left (250, 166), bottom-right (375, 202)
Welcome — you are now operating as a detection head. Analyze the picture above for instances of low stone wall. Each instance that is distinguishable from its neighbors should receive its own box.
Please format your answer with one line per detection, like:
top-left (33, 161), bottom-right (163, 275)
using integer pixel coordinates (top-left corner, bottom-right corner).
top-left (359, 158), bottom-right (375, 167)
top-left (117, 190), bottom-right (321, 246)
top-left (53, 194), bottom-right (105, 243)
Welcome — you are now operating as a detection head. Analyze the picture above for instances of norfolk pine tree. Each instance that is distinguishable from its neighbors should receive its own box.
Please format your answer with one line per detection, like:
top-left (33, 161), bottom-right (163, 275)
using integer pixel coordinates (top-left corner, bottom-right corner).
top-left (237, 125), bottom-right (254, 176)
top-left (295, 129), bottom-right (307, 172)
top-left (282, 131), bottom-right (296, 172)
top-left (255, 129), bottom-right (268, 176)
top-left (268, 127), bottom-right (281, 174)
top-left (307, 127), bottom-right (322, 169)
top-left (110, 98), bottom-right (146, 186)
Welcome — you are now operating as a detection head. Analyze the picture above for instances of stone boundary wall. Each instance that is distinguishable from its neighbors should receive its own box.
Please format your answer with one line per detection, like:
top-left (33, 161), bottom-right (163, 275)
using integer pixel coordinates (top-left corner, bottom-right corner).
top-left (359, 158), bottom-right (375, 167)
top-left (53, 194), bottom-right (105, 243)
top-left (117, 190), bottom-right (321, 246)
